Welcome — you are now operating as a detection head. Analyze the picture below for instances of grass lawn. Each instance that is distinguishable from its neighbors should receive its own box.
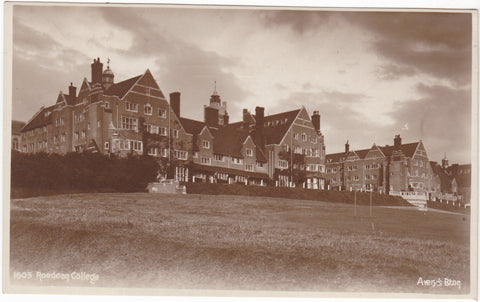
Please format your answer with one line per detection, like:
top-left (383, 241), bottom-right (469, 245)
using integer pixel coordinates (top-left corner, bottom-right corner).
top-left (9, 193), bottom-right (470, 294)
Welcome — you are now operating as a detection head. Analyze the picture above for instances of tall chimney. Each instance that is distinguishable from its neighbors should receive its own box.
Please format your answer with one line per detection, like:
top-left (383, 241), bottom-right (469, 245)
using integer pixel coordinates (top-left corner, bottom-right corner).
top-left (170, 92), bottom-right (181, 117)
top-left (312, 110), bottom-right (320, 133)
top-left (91, 58), bottom-right (103, 84)
top-left (68, 82), bottom-right (77, 98)
top-left (255, 106), bottom-right (265, 150)
top-left (345, 140), bottom-right (350, 153)
top-left (204, 106), bottom-right (219, 128)
top-left (223, 113), bottom-right (229, 125)
top-left (394, 134), bottom-right (402, 149)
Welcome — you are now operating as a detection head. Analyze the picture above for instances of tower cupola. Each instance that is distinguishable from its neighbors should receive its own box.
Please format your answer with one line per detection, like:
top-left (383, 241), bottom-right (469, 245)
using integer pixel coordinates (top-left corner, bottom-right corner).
top-left (102, 58), bottom-right (114, 90)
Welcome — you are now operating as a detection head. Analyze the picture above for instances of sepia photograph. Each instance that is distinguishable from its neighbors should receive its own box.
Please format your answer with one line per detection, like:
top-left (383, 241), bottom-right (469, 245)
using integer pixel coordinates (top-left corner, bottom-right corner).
top-left (3, 1), bottom-right (478, 299)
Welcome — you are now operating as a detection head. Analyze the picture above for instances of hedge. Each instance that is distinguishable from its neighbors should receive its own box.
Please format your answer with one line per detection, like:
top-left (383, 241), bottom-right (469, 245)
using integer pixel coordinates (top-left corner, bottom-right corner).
top-left (185, 182), bottom-right (412, 207)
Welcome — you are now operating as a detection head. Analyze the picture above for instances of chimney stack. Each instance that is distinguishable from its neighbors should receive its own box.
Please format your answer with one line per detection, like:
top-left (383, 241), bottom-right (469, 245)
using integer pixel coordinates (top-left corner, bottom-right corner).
top-left (91, 58), bottom-right (103, 84)
top-left (204, 106), bottom-right (219, 128)
top-left (68, 82), bottom-right (77, 98)
top-left (312, 111), bottom-right (321, 133)
top-left (170, 92), bottom-right (181, 117)
top-left (255, 106), bottom-right (265, 150)
top-left (394, 134), bottom-right (402, 149)
top-left (345, 140), bottom-right (350, 153)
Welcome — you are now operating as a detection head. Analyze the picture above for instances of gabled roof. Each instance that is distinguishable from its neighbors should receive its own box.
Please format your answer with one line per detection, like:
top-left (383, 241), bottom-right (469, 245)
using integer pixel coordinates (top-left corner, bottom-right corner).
top-left (12, 120), bottom-right (26, 135)
top-left (326, 141), bottom-right (420, 163)
top-left (212, 122), bottom-right (251, 158)
top-left (380, 142), bottom-right (419, 157)
top-left (262, 109), bottom-right (301, 145)
top-left (325, 152), bottom-right (348, 163)
top-left (104, 75), bottom-right (142, 99)
top-left (430, 161), bottom-right (456, 192)
top-left (22, 105), bottom-right (55, 132)
top-left (179, 117), bottom-right (206, 136)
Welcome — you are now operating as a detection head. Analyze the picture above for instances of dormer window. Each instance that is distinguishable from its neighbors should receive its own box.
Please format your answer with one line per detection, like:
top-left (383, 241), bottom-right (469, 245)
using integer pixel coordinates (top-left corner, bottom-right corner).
top-left (144, 103), bottom-right (152, 115)
top-left (202, 140), bottom-right (210, 149)
top-left (301, 133), bottom-right (307, 141)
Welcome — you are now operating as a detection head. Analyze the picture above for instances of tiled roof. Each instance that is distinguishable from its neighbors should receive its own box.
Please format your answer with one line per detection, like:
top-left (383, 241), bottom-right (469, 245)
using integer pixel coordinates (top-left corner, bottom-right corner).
top-left (12, 120), bottom-right (25, 135)
top-left (380, 142), bottom-right (419, 157)
top-left (212, 122), bottom-right (251, 158)
top-left (326, 142), bottom-right (420, 163)
top-left (430, 161), bottom-right (456, 192)
top-left (104, 75), bottom-right (142, 99)
top-left (448, 164), bottom-right (471, 188)
top-left (22, 105), bottom-right (55, 132)
top-left (262, 109), bottom-right (301, 145)
top-left (179, 117), bottom-right (206, 135)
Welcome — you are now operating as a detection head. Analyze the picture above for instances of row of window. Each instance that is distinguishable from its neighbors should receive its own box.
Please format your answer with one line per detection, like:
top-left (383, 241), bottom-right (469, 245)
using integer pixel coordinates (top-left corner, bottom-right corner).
top-left (125, 101), bottom-right (167, 118)
top-left (285, 145), bottom-right (321, 157)
top-left (292, 132), bottom-right (318, 143)
top-left (412, 160), bottom-right (426, 167)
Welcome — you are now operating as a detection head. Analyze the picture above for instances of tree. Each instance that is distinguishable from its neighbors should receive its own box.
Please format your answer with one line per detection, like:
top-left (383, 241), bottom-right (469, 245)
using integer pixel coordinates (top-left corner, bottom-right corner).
top-left (277, 149), bottom-right (307, 186)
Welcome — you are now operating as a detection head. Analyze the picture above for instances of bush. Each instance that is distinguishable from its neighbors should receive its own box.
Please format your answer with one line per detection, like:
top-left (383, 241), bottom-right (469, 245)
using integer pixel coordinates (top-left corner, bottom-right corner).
top-left (11, 151), bottom-right (159, 197)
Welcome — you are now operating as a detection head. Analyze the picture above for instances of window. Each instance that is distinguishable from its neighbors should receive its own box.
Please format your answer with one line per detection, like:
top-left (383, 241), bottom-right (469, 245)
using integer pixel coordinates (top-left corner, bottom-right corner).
top-left (202, 140), bottom-right (210, 149)
top-left (201, 157), bottom-right (211, 165)
top-left (301, 133), bottom-right (307, 141)
top-left (279, 160), bottom-right (288, 169)
top-left (61, 133), bottom-right (66, 142)
top-left (74, 131), bottom-right (79, 140)
top-left (144, 104), bottom-right (152, 115)
top-left (293, 132), bottom-right (299, 140)
top-left (232, 157), bottom-right (243, 164)
top-left (146, 124), bottom-right (158, 134)
top-left (214, 154), bottom-right (223, 161)
top-left (104, 142), bottom-right (110, 150)
top-left (307, 164), bottom-right (318, 172)
top-left (125, 102), bottom-right (138, 112)
top-left (148, 147), bottom-right (158, 156)
top-left (56, 116), bottom-right (64, 126)
top-left (132, 140), bottom-right (142, 151)
top-left (326, 168), bottom-right (332, 174)
top-left (172, 129), bottom-right (179, 138)
top-left (294, 147), bottom-right (302, 154)
top-left (246, 148), bottom-right (253, 157)
top-left (310, 137), bottom-right (317, 144)
top-left (159, 127), bottom-right (167, 136)
top-left (81, 130), bottom-right (86, 139)
top-left (159, 109), bottom-right (167, 118)
top-left (97, 120), bottom-right (101, 127)
top-left (104, 101), bottom-right (110, 109)
top-left (53, 136), bottom-right (57, 144)
top-left (256, 161), bottom-right (264, 168)
top-left (245, 164), bottom-right (254, 171)
top-left (88, 123), bottom-right (91, 130)
top-left (193, 151), bottom-right (199, 158)
top-left (160, 148), bottom-right (169, 157)
top-left (121, 116), bottom-right (138, 131)
top-left (175, 150), bottom-right (188, 160)
top-left (347, 165), bottom-right (357, 171)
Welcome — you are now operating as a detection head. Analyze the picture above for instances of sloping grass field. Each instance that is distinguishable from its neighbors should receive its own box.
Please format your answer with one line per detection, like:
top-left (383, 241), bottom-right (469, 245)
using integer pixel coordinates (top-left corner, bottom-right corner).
top-left (9, 193), bottom-right (470, 294)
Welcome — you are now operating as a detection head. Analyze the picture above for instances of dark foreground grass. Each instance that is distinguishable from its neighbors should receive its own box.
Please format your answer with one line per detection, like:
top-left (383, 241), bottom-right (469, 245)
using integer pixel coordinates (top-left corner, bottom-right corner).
top-left (9, 193), bottom-right (470, 294)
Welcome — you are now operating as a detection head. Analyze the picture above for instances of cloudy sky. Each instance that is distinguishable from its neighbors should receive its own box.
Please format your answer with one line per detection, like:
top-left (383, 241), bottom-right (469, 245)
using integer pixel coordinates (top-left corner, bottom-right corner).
top-left (11, 4), bottom-right (473, 164)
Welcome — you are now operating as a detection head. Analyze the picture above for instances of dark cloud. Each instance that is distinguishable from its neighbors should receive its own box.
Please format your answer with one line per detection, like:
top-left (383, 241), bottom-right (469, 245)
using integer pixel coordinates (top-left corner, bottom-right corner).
top-left (388, 84), bottom-right (471, 163)
top-left (348, 12), bottom-right (472, 85)
top-left (260, 11), bottom-right (472, 85)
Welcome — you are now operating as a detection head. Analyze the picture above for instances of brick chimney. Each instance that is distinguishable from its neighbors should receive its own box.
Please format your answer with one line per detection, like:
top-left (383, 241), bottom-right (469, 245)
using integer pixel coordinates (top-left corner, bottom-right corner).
top-left (345, 140), bottom-right (349, 153)
top-left (68, 82), bottom-right (77, 98)
top-left (204, 106), bottom-right (219, 128)
top-left (394, 134), bottom-right (402, 149)
top-left (223, 113), bottom-right (229, 126)
top-left (170, 92), bottom-right (181, 117)
top-left (255, 106), bottom-right (265, 150)
top-left (312, 110), bottom-right (320, 133)
top-left (91, 58), bottom-right (103, 84)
